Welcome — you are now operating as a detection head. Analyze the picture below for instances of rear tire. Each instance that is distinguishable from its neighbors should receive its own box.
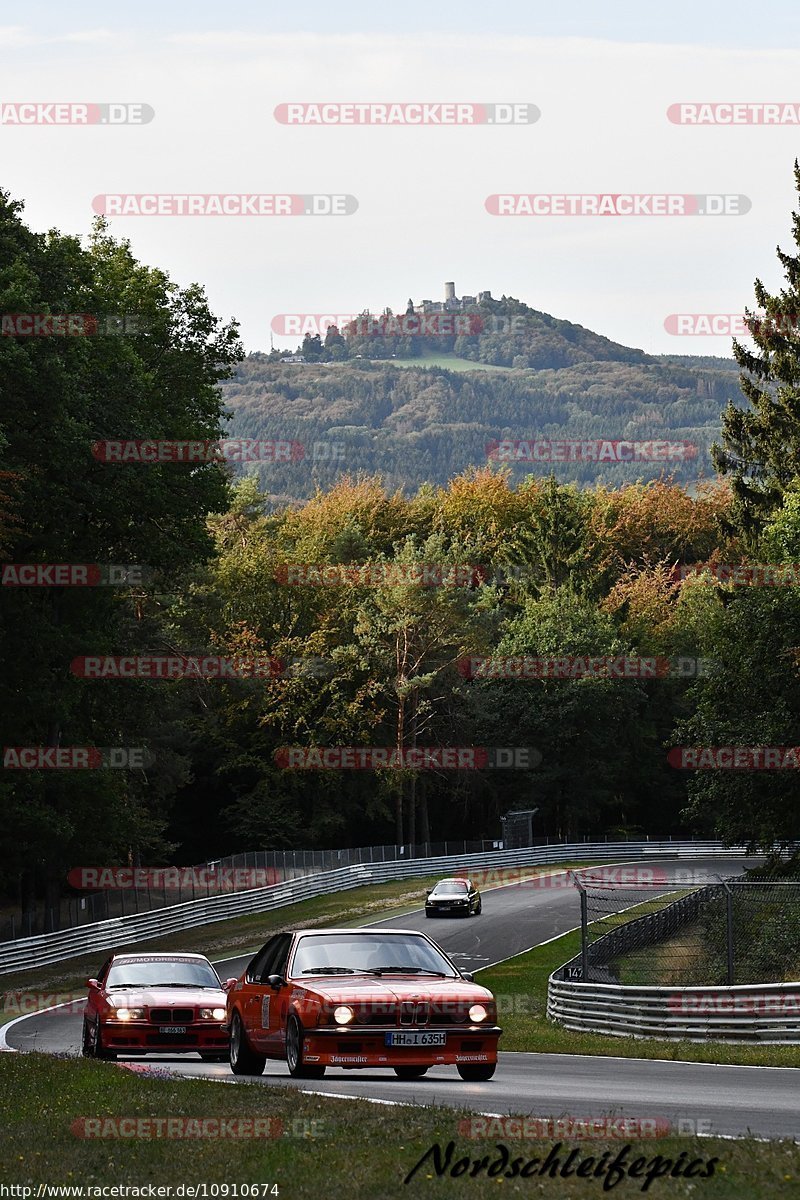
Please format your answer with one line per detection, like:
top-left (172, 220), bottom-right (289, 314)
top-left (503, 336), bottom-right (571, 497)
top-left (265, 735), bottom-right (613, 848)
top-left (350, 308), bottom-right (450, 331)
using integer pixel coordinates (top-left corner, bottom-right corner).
top-left (229, 1011), bottom-right (266, 1076)
top-left (457, 1062), bottom-right (496, 1081)
top-left (393, 1065), bottom-right (428, 1079)
top-left (286, 1015), bottom-right (326, 1079)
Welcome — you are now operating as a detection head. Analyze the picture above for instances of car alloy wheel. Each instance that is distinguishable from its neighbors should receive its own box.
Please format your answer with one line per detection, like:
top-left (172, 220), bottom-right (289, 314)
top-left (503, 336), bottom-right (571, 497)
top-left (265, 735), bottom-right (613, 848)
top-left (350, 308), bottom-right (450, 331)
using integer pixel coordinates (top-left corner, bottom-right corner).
top-left (229, 1011), bottom-right (266, 1076)
top-left (286, 1014), bottom-right (325, 1079)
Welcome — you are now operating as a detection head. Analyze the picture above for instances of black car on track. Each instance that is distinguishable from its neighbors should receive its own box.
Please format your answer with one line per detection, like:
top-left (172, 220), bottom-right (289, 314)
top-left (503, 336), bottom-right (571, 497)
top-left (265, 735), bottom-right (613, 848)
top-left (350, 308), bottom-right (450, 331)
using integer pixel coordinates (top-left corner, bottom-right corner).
top-left (425, 877), bottom-right (482, 918)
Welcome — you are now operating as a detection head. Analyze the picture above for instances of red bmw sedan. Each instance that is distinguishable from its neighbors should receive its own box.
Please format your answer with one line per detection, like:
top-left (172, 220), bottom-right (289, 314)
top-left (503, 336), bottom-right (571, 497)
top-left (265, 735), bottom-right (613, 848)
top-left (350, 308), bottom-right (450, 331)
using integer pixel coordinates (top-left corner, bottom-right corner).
top-left (226, 927), bottom-right (501, 1081)
top-left (82, 951), bottom-right (233, 1060)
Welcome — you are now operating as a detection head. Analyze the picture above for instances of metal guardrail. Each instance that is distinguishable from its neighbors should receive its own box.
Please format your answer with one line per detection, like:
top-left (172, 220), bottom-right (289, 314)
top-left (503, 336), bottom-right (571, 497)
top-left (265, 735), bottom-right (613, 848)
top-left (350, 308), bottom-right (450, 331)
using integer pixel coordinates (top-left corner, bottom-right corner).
top-left (0, 840), bottom-right (750, 976)
top-left (547, 976), bottom-right (800, 1043)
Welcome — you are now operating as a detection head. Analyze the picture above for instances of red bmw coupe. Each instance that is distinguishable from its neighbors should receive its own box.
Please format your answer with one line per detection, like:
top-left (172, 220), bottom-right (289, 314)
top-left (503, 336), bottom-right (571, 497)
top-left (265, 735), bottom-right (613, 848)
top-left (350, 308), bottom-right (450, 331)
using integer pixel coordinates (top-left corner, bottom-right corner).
top-left (82, 951), bottom-right (233, 1060)
top-left (226, 927), bottom-right (501, 1081)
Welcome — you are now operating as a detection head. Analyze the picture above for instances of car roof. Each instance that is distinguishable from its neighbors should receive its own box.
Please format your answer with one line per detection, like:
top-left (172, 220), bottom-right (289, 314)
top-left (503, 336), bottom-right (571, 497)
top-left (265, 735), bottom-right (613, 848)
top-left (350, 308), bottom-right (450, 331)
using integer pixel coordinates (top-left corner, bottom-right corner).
top-left (111, 951), bottom-right (210, 961)
top-left (433, 877), bottom-right (469, 884)
top-left (292, 927), bottom-right (429, 936)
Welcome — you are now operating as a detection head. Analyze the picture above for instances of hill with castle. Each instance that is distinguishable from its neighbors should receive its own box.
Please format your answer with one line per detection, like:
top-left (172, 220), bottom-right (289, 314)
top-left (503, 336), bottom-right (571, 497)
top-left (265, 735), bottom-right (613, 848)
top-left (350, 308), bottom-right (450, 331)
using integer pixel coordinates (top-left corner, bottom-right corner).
top-left (221, 286), bottom-right (742, 502)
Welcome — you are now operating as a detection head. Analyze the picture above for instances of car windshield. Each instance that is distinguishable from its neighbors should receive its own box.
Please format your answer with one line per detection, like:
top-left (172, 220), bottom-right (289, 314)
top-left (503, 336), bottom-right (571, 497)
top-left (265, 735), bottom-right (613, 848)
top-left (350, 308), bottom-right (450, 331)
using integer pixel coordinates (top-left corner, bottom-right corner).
top-left (105, 958), bottom-right (221, 990)
top-left (290, 933), bottom-right (458, 978)
top-left (431, 881), bottom-right (468, 895)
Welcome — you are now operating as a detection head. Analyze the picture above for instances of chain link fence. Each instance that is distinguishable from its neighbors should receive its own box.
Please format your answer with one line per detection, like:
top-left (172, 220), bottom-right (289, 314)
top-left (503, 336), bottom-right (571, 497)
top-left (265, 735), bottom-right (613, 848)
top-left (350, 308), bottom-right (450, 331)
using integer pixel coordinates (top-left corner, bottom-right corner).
top-left (570, 866), bottom-right (800, 986)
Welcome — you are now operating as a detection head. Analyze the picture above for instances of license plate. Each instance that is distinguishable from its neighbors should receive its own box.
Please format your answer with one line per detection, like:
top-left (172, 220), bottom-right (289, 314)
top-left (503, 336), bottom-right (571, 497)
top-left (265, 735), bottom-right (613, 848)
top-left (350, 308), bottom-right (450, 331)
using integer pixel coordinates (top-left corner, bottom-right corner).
top-left (385, 1031), bottom-right (446, 1047)
top-left (158, 1025), bottom-right (187, 1034)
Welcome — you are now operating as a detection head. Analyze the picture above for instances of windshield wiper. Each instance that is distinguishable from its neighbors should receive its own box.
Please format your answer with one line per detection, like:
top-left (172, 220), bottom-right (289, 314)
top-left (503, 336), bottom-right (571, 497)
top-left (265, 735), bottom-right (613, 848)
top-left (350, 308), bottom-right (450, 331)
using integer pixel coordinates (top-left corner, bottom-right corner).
top-left (301, 966), bottom-right (357, 974)
top-left (366, 967), bottom-right (450, 976)
top-left (157, 982), bottom-right (206, 988)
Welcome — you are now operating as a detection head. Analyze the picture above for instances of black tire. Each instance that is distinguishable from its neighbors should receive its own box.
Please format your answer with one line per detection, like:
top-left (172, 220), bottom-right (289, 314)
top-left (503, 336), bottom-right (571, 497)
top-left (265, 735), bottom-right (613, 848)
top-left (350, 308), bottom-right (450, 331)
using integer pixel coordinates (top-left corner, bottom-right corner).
top-left (286, 1014), bottom-right (326, 1079)
top-left (474, 900), bottom-right (482, 915)
top-left (425, 910), bottom-right (433, 918)
top-left (457, 1062), bottom-right (496, 1081)
top-left (199, 1052), bottom-right (229, 1063)
top-left (81, 1017), bottom-right (94, 1057)
top-left (89, 1012), bottom-right (117, 1060)
top-left (229, 1011), bottom-right (266, 1076)
top-left (393, 1065), bottom-right (428, 1079)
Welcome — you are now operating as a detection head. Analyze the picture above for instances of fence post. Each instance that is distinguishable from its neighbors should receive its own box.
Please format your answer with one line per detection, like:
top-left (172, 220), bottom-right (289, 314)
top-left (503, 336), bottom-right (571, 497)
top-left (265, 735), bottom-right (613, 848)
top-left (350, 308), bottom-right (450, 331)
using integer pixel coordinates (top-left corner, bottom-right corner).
top-left (579, 888), bottom-right (589, 982)
top-left (724, 882), bottom-right (735, 985)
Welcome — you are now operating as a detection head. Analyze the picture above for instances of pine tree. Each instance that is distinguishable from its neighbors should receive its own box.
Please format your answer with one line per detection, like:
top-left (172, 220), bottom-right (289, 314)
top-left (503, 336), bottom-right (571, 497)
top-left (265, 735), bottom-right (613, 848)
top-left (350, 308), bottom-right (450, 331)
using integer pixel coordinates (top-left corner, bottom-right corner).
top-left (713, 161), bottom-right (800, 540)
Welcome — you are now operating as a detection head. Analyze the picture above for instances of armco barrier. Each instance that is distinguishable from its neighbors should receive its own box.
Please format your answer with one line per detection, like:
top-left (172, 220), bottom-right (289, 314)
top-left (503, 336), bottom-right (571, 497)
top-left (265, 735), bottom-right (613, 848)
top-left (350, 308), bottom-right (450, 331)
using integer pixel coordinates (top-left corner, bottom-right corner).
top-left (0, 840), bottom-right (749, 976)
top-left (547, 976), bottom-right (800, 1043)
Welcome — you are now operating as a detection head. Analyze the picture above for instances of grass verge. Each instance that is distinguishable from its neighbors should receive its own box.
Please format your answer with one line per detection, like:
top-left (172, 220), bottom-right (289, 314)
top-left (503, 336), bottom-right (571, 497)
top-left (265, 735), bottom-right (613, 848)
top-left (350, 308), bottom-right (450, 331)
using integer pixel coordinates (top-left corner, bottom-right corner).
top-left (478, 930), bottom-right (800, 1068)
top-left (0, 1053), bottom-right (797, 1197)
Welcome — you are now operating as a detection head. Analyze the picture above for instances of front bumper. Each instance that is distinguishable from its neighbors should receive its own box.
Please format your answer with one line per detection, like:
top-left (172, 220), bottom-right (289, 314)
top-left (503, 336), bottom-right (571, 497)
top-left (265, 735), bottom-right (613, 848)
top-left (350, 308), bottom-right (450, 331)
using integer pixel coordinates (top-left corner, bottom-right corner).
top-left (101, 1021), bottom-right (228, 1053)
top-left (301, 1024), bottom-right (501, 1068)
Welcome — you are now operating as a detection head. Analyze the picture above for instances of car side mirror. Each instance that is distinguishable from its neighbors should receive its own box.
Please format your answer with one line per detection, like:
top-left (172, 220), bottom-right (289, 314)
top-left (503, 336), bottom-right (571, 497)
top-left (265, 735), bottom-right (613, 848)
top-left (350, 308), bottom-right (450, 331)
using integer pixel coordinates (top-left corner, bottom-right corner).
top-left (86, 978), bottom-right (99, 989)
top-left (267, 974), bottom-right (285, 990)
top-left (223, 978), bottom-right (237, 991)
top-left (461, 971), bottom-right (474, 982)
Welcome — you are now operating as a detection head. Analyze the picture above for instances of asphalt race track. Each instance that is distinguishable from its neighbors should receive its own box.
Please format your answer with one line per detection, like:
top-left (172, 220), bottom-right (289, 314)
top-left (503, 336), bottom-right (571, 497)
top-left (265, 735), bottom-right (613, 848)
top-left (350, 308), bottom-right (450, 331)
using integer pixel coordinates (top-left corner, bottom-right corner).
top-left (6, 856), bottom-right (798, 1140)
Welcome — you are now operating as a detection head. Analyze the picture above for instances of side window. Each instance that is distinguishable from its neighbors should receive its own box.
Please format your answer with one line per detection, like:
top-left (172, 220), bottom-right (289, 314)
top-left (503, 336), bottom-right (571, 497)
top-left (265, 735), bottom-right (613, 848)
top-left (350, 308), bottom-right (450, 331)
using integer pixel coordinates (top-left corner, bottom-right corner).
top-left (266, 934), bottom-right (292, 981)
top-left (97, 957), bottom-right (112, 983)
top-left (246, 937), bottom-right (280, 983)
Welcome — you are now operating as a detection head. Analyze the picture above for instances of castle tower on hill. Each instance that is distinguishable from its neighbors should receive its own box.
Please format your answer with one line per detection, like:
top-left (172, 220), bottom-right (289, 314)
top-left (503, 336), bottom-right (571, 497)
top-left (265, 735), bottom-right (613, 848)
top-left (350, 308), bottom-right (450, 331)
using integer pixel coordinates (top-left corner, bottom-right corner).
top-left (413, 283), bottom-right (492, 315)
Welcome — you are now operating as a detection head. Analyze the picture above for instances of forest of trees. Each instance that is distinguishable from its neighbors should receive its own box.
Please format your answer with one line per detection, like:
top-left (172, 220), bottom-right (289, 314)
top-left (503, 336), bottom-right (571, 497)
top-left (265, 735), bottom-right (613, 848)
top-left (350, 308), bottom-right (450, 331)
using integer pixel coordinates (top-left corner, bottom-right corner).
top-left (3, 165), bottom-right (800, 923)
top-left (222, 351), bottom-right (743, 501)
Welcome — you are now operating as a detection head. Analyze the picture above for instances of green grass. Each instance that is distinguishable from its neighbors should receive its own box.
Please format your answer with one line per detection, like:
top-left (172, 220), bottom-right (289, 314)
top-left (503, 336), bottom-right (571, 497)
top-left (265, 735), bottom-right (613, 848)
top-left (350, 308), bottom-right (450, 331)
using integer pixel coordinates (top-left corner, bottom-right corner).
top-left (1, 1053), bottom-right (798, 1197)
top-left (478, 929), bottom-right (800, 1068)
top-left (1, 865), bottom-right (592, 1026)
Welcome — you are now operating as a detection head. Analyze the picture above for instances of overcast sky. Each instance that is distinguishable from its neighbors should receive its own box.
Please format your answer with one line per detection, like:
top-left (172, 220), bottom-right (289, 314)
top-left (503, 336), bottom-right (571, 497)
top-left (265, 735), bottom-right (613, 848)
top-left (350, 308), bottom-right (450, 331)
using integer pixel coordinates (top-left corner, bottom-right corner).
top-left (3, 2), bottom-right (800, 355)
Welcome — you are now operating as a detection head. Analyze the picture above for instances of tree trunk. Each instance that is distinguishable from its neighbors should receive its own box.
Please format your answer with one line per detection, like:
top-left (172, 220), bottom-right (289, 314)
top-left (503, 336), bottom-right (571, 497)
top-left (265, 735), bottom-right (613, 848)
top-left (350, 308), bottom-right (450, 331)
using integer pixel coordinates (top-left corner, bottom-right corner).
top-left (419, 774), bottom-right (430, 846)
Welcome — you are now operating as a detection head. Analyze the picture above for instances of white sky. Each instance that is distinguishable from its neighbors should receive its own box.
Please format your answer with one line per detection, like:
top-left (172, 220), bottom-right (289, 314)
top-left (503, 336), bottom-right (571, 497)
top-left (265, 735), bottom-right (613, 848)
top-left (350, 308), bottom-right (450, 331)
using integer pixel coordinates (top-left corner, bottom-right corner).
top-left (2, 8), bottom-right (800, 355)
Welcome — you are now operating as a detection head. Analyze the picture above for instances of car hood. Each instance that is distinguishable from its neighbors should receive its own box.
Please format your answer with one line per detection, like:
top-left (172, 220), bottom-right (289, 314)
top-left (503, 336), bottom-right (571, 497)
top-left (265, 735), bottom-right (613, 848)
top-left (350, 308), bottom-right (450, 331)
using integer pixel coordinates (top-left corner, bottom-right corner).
top-left (104, 988), bottom-right (227, 1008)
top-left (292, 975), bottom-right (494, 1005)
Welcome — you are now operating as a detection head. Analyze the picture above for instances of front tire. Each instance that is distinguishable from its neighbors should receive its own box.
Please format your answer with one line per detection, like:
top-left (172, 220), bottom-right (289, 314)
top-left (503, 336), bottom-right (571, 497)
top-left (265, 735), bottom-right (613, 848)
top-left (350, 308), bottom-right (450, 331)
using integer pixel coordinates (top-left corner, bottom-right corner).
top-left (474, 900), bottom-right (482, 915)
top-left (229, 1011), bottom-right (266, 1076)
top-left (393, 1065), bottom-right (428, 1079)
top-left (87, 1019), bottom-right (116, 1060)
top-left (457, 1062), bottom-right (496, 1081)
top-left (286, 1015), bottom-right (326, 1079)
top-left (81, 1018), bottom-right (94, 1057)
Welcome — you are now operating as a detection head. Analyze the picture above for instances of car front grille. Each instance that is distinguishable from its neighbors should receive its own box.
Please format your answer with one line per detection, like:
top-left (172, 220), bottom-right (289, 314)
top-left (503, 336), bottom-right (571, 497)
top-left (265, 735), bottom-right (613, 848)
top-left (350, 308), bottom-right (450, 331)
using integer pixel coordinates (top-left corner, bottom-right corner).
top-left (355, 1003), bottom-right (470, 1026)
top-left (148, 1007), bottom-right (194, 1024)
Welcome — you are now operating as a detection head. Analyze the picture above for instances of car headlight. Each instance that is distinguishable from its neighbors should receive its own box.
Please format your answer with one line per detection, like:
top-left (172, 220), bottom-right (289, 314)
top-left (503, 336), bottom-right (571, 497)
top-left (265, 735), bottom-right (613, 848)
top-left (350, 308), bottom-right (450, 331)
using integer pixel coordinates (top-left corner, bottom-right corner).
top-left (333, 1005), bottom-right (355, 1025)
top-left (468, 1004), bottom-right (488, 1023)
top-left (200, 1007), bottom-right (227, 1021)
top-left (115, 1007), bottom-right (145, 1021)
